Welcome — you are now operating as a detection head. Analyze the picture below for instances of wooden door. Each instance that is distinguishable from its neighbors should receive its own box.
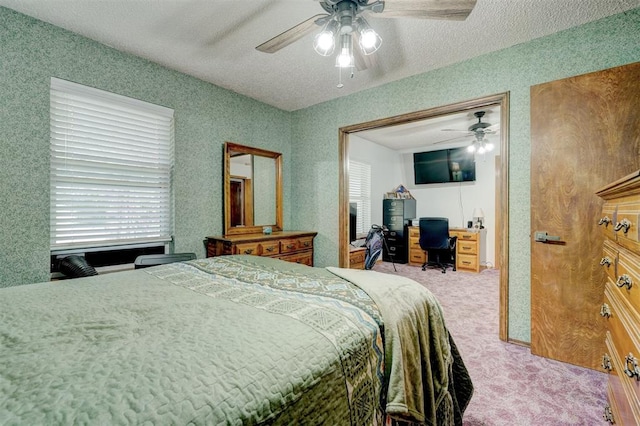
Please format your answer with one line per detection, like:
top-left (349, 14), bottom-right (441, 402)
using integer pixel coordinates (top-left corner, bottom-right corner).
top-left (530, 62), bottom-right (640, 369)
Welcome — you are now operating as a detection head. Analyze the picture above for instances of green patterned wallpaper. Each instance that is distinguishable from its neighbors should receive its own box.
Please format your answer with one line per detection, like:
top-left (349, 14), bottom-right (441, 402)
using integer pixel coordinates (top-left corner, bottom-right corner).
top-left (290, 9), bottom-right (640, 342)
top-left (1, 5), bottom-right (638, 343)
top-left (0, 7), bottom-right (292, 287)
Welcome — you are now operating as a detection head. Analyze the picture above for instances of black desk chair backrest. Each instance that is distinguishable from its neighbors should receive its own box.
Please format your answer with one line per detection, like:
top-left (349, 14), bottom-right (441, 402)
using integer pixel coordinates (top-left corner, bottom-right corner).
top-left (418, 217), bottom-right (456, 273)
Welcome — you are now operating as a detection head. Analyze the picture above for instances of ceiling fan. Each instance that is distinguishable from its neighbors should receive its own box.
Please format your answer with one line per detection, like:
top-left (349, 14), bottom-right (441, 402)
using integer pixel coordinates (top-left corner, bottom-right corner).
top-left (439, 111), bottom-right (499, 153)
top-left (256, 0), bottom-right (477, 76)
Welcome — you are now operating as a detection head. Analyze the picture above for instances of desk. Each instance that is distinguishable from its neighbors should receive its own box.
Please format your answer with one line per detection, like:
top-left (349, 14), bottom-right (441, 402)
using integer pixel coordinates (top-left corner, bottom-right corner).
top-left (408, 227), bottom-right (486, 273)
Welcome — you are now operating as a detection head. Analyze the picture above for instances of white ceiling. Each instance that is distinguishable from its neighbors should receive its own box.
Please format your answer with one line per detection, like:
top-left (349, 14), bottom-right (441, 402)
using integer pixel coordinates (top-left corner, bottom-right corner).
top-left (355, 106), bottom-right (500, 152)
top-left (1, 0), bottom-right (638, 113)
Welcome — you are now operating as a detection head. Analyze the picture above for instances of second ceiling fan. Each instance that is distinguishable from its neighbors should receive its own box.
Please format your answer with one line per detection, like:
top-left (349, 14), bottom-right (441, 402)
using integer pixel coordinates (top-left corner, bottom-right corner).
top-left (256, 0), bottom-right (477, 73)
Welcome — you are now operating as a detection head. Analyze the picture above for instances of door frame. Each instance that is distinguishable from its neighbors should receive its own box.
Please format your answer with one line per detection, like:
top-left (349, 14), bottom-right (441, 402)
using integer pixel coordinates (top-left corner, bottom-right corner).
top-left (338, 92), bottom-right (511, 341)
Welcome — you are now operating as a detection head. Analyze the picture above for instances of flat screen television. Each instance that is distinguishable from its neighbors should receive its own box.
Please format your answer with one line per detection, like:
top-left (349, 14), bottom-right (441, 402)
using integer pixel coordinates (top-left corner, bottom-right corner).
top-left (349, 202), bottom-right (357, 242)
top-left (413, 147), bottom-right (476, 184)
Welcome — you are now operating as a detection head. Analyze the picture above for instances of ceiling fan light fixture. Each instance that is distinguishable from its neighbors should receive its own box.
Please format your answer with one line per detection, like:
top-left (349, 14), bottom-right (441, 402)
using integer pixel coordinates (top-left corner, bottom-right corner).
top-left (313, 20), bottom-right (339, 56)
top-left (467, 144), bottom-right (476, 153)
top-left (356, 17), bottom-right (382, 55)
top-left (335, 33), bottom-right (355, 68)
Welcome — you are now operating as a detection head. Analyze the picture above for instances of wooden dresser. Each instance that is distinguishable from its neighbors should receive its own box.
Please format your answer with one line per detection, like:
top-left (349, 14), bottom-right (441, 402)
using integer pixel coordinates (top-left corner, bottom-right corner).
top-left (596, 170), bottom-right (640, 425)
top-left (408, 226), bottom-right (486, 273)
top-left (206, 231), bottom-right (317, 266)
top-left (349, 247), bottom-right (366, 269)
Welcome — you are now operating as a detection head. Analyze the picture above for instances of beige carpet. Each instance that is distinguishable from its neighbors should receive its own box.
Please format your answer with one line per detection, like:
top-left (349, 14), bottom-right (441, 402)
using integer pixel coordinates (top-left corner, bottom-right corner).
top-left (373, 261), bottom-right (608, 426)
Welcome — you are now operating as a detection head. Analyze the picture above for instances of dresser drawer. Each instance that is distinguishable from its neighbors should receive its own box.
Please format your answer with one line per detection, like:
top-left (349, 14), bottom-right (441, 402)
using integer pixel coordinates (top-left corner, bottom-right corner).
top-left (280, 251), bottom-right (313, 266)
top-left (602, 239), bottom-right (619, 283)
top-left (234, 242), bottom-right (261, 256)
top-left (280, 237), bottom-right (313, 253)
top-left (457, 240), bottom-right (478, 256)
top-left (604, 284), bottom-right (640, 414)
top-left (615, 248), bottom-right (640, 317)
top-left (261, 241), bottom-right (280, 256)
top-left (599, 202), bottom-right (618, 240)
top-left (457, 253), bottom-right (478, 271)
top-left (349, 248), bottom-right (366, 269)
top-left (409, 249), bottom-right (426, 264)
top-left (606, 338), bottom-right (639, 425)
top-left (615, 200), bottom-right (640, 243)
top-left (452, 231), bottom-right (478, 242)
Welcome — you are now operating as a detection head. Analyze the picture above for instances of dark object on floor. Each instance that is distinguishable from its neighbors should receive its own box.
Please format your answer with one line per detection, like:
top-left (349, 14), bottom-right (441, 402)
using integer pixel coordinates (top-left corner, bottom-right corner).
top-left (419, 217), bottom-right (457, 273)
top-left (58, 255), bottom-right (99, 278)
top-left (134, 253), bottom-right (196, 269)
top-left (364, 224), bottom-right (397, 272)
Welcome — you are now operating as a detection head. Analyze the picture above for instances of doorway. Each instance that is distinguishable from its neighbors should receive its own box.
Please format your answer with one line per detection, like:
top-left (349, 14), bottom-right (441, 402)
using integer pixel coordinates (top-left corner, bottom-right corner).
top-left (338, 93), bottom-right (511, 340)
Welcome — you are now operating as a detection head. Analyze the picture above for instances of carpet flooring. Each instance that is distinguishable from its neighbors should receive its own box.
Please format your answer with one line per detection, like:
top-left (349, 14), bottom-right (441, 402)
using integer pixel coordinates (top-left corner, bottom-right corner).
top-left (373, 261), bottom-right (608, 426)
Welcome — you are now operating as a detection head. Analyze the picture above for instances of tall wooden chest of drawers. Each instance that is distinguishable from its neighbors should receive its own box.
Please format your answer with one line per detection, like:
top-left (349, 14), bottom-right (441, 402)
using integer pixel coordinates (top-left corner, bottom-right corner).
top-left (596, 170), bottom-right (640, 425)
top-left (205, 231), bottom-right (317, 266)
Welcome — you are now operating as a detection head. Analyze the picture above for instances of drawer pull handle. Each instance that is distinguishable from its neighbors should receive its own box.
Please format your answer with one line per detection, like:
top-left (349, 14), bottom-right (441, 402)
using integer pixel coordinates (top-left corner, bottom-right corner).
top-left (614, 218), bottom-right (631, 234)
top-left (603, 405), bottom-right (614, 424)
top-left (303, 241), bottom-right (310, 247)
top-left (243, 248), bottom-right (254, 255)
top-left (265, 247), bottom-right (275, 252)
top-left (624, 353), bottom-right (640, 380)
top-left (599, 256), bottom-right (612, 267)
top-left (598, 216), bottom-right (611, 226)
top-left (616, 274), bottom-right (632, 289)
top-left (286, 244), bottom-right (295, 249)
top-left (600, 303), bottom-right (611, 318)
top-left (602, 354), bottom-right (613, 371)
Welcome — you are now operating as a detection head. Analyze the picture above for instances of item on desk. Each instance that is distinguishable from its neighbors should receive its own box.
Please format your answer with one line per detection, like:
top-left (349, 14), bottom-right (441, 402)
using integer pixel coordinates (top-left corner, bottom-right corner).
top-left (472, 207), bottom-right (485, 229)
top-left (262, 226), bottom-right (272, 235)
top-left (467, 221), bottom-right (473, 228)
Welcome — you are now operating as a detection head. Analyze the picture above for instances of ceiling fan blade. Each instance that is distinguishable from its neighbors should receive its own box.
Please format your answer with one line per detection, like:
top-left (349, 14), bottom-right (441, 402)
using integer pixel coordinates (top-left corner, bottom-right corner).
top-left (441, 128), bottom-right (471, 133)
top-left (432, 134), bottom-right (471, 145)
top-left (256, 14), bottom-right (329, 53)
top-left (378, 0), bottom-right (477, 21)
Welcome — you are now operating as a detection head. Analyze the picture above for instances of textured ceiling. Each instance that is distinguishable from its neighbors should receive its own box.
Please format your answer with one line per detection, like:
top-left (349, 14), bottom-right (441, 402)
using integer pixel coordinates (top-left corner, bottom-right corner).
top-left (1, 0), bottom-right (638, 112)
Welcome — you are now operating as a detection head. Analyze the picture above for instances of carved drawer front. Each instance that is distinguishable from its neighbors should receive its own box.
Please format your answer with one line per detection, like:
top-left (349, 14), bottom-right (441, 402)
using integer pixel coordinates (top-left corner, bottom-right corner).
top-left (605, 287), bottom-right (640, 415)
top-left (601, 240), bottom-right (619, 283)
top-left (615, 201), bottom-right (640, 243)
top-left (457, 254), bottom-right (478, 271)
top-left (458, 240), bottom-right (478, 256)
top-left (606, 339), bottom-right (638, 425)
top-left (234, 242), bottom-right (261, 256)
top-left (260, 241), bottom-right (280, 256)
top-left (615, 248), bottom-right (640, 315)
top-left (280, 251), bottom-right (313, 266)
top-left (599, 202), bottom-right (618, 240)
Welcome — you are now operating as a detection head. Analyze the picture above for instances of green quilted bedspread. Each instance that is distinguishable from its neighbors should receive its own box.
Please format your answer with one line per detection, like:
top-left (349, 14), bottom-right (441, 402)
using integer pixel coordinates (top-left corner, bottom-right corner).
top-left (0, 256), bottom-right (385, 425)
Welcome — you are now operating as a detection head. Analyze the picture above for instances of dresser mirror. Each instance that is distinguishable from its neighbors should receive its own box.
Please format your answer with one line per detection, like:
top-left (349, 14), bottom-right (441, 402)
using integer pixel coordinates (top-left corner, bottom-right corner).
top-left (224, 142), bottom-right (283, 236)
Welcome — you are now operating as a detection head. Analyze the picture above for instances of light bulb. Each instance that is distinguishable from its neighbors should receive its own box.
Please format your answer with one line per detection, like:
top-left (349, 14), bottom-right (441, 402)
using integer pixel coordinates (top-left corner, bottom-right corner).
top-left (356, 17), bottom-right (382, 55)
top-left (313, 20), bottom-right (339, 56)
top-left (467, 144), bottom-right (476, 153)
top-left (485, 142), bottom-right (494, 152)
top-left (477, 146), bottom-right (486, 154)
top-left (335, 33), bottom-right (354, 68)
top-left (314, 32), bottom-right (335, 56)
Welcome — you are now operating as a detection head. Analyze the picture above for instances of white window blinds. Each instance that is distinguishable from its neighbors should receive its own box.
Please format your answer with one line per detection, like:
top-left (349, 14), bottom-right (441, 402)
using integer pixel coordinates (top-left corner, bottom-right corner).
top-left (50, 78), bottom-right (174, 252)
top-left (349, 160), bottom-right (371, 235)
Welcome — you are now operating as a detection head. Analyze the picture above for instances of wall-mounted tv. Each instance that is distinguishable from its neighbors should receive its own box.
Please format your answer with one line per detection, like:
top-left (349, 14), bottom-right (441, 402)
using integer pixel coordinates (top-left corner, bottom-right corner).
top-left (413, 147), bottom-right (476, 184)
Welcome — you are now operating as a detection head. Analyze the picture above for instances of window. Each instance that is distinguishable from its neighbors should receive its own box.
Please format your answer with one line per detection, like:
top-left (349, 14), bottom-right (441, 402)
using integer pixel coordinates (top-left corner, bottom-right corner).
top-left (50, 78), bottom-right (174, 254)
top-left (349, 160), bottom-right (371, 235)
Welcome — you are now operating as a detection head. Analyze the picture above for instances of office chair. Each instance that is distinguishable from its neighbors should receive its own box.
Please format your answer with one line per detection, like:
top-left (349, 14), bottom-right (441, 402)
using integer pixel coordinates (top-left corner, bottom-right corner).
top-left (134, 253), bottom-right (196, 269)
top-left (418, 217), bottom-right (457, 273)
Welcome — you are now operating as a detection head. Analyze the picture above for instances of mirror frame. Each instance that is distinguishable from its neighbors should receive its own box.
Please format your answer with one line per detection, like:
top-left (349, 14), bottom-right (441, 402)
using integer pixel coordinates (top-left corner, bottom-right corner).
top-left (224, 142), bottom-right (283, 236)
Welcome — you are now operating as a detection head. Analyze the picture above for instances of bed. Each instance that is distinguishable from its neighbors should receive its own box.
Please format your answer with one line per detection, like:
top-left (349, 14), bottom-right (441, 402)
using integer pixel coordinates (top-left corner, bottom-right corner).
top-left (0, 255), bottom-right (472, 425)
